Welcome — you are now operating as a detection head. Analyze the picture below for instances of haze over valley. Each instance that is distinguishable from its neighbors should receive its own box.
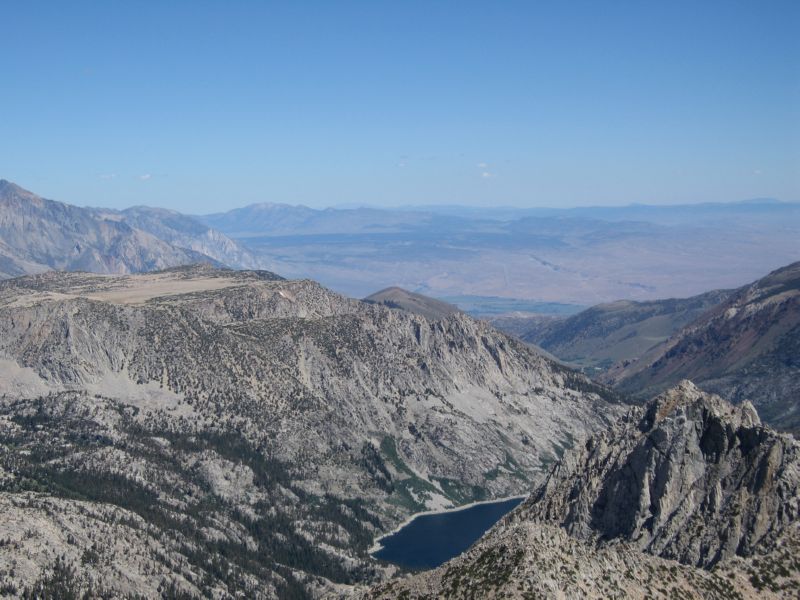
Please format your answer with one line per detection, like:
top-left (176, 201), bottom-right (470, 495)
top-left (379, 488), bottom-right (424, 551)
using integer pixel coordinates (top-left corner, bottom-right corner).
top-left (2, 1), bottom-right (798, 598)
top-left (3, 179), bottom-right (798, 308)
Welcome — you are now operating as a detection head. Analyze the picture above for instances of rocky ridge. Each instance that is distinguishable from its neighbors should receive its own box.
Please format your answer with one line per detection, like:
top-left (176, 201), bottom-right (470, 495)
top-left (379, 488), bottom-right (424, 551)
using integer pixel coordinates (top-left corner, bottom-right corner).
top-left (95, 205), bottom-right (269, 271)
top-left (363, 287), bottom-right (461, 321)
top-left (0, 180), bottom-right (262, 279)
top-left (0, 265), bottom-right (620, 597)
top-left (519, 381), bottom-right (798, 566)
top-left (357, 382), bottom-right (800, 599)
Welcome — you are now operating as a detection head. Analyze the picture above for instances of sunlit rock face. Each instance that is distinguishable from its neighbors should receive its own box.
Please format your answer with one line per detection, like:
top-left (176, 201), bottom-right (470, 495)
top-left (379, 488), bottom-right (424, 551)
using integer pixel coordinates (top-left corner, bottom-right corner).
top-left (0, 265), bottom-right (619, 597)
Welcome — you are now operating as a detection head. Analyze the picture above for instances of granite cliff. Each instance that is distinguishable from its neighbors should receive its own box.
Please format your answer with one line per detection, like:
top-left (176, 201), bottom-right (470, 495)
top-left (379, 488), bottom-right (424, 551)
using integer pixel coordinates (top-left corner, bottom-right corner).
top-left (360, 382), bottom-right (800, 599)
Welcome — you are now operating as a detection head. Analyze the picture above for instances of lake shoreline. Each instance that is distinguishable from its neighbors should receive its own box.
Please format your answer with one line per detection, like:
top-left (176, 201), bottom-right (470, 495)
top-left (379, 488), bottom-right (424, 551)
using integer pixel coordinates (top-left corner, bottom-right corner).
top-left (368, 494), bottom-right (528, 555)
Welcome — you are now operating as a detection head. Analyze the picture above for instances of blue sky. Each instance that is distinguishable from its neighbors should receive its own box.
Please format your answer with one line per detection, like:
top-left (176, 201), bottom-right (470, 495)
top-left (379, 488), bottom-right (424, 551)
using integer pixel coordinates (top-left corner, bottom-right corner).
top-left (2, 1), bottom-right (798, 212)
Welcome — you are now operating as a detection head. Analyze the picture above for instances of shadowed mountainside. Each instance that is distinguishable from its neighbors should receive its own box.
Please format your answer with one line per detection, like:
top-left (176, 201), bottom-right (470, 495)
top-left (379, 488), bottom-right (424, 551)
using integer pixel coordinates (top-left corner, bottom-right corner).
top-left (603, 262), bottom-right (800, 433)
top-left (491, 288), bottom-right (732, 372)
top-left (94, 205), bottom-right (269, 270)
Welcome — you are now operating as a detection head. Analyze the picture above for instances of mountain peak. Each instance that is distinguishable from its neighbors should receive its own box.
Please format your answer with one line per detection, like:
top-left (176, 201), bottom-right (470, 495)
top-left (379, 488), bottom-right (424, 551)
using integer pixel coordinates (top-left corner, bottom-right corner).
top-left (639, 379), bottom-right (761, 432)
top-left (363, 286), bottom-right (461, 320)
top-left (524, 381), bottom-right (792, 568)
top-left (0, 179), bottom-right (38, 201)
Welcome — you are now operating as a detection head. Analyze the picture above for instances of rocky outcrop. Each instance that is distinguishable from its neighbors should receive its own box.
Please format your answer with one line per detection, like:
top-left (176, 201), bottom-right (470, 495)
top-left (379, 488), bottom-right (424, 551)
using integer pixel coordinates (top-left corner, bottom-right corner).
top-left (519, 381), bottom-right (799, 567)
top-left (357, 382), bottom-right (800, 599)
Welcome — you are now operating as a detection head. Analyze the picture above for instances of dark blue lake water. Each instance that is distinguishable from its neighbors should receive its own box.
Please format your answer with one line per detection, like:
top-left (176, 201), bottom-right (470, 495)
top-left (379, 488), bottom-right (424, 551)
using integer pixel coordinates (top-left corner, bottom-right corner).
top-left (371, 497), bottom-right (524, 571)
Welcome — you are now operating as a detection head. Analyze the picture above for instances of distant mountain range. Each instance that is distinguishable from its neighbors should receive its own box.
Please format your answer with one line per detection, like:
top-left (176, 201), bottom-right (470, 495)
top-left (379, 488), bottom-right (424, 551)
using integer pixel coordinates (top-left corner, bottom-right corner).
top-left (95, 205), bottom-right (266, 270)
top-left (201, 197), bottom-right (799, 233)
top-left (2, 179), bottom-right (798, 306)
top-left (0, 180), bottom-right (211, 278)
top-left (195, 196), bottom-right (800, 303)
top-left (0, 180), bottom-right (266, 279)
top-left (199, 203), bottom-right (444, 238)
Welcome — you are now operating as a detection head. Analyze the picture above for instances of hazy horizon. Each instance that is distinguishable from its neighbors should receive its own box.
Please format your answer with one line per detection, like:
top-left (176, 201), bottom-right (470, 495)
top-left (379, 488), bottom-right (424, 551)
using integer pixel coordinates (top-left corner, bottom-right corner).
top-left (3, 176), bottom-right (798, 215)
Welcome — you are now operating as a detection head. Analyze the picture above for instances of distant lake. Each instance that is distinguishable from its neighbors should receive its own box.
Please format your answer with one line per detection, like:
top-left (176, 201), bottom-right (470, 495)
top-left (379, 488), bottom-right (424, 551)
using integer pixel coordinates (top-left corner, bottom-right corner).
top-left (371, 497), bottom-right (524, 571)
